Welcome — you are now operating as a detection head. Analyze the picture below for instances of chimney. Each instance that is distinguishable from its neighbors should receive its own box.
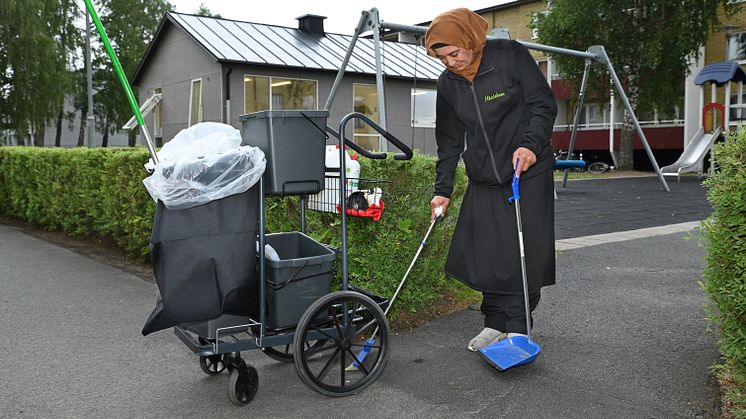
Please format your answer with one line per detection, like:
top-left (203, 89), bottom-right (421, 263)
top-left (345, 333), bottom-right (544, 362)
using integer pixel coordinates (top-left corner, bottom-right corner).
top-left (296, 14), bottom-right (326, 35)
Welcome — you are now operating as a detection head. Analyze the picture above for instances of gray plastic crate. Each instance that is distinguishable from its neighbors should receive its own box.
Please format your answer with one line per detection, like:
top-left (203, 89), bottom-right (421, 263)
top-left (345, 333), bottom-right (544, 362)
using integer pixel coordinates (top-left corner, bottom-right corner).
top-left (239, 110), bottom-right (328, 196)
top-left (263, 231), bottom-right (336, 330)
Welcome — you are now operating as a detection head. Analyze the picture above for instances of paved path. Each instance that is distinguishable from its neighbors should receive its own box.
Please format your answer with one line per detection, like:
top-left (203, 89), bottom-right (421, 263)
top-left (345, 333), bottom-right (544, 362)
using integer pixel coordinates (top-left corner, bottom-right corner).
top-left (554, 176), bottom-right (709, 239)
top-left (0, 176), bottom-right (719, 418)
top-left (555, 220), bottom-right (701, 250)
top-left (0, 231), bottom-right (718, 417)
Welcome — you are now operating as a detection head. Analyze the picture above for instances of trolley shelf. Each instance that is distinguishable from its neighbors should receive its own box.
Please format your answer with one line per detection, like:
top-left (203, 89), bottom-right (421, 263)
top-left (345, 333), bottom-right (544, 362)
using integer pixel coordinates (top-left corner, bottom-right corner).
top-left (175, 324), bottom-right (338, 356)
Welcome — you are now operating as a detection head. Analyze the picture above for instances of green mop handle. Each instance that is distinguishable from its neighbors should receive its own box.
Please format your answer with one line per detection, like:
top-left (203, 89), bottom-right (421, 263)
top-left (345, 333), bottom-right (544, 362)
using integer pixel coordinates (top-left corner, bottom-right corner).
top-left (82, 0), bottom-right (159, 165)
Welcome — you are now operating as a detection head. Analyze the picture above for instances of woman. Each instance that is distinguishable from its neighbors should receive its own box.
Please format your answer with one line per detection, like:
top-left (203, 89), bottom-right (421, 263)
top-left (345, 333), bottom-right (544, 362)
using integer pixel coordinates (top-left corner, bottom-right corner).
top-left (425, 8), bottom-right (557, 351)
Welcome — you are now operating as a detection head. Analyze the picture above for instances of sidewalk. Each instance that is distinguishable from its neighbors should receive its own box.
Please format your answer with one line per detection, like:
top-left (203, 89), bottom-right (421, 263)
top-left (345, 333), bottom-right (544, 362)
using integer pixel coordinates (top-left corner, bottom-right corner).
top-left (0, 175), bottom-right (719, 418)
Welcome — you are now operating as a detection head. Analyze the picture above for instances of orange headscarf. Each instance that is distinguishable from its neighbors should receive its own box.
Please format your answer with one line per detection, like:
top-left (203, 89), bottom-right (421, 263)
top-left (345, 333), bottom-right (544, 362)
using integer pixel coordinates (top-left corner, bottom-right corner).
top-left (425, 8), bottom-right (489, 81)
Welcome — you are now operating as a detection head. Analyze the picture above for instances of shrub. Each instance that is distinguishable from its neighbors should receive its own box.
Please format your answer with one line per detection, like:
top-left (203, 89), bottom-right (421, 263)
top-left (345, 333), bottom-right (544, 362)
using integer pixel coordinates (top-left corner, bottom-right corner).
top-left (702, 128), bottom-right (746, 417)
top-left (0, 147), bottom-right (154, 258)
top-left (0, 146), bottom-right (469, 317)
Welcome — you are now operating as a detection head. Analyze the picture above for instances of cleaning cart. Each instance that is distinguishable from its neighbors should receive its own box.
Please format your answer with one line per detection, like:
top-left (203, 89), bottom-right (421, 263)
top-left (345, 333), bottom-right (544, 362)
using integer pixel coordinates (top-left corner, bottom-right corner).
top-left (171, 110), bottom-right (413, 405)
top-left (82, 0), bottom-right (414, 404)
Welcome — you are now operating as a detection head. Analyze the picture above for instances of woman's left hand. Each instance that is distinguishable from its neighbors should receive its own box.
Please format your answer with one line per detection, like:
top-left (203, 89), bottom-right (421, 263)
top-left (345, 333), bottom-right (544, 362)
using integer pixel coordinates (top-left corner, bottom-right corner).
top-left (512, 147), bottom-right (536, 177)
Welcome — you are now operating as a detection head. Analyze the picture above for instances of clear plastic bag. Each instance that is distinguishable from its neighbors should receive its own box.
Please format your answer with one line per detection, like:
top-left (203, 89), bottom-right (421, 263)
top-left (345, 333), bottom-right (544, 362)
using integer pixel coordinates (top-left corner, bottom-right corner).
top-left (142, 122), bottom-right (266, 210)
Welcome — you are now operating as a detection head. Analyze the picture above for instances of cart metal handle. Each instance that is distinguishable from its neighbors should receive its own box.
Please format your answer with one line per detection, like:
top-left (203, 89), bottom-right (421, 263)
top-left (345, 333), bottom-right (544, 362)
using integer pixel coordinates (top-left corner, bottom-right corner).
top-left (339, 112), bottom-right (414, 161)
top-left (325, 125), bottom-right (387, 160)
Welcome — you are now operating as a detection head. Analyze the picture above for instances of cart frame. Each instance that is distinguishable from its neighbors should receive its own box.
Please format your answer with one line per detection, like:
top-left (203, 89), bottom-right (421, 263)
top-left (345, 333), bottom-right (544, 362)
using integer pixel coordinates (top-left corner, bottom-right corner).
top-left (172, 112), bottom-right (413, 405)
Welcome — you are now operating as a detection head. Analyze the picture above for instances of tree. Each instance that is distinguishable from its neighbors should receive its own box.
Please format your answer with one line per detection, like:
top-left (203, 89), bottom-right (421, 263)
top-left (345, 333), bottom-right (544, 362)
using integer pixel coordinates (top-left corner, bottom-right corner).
top-left (49, 0), bottom-right (82, 147)
top-left (0, 0), bottom-right (65, 146)
top-left (93, 0), bottom-right (172, 147)
top-left (195, 3), bottom-right (221, 18)
top-left (536, 0), bottom-right (729, 169)
top-left (69, 67), bottom-right (88, 147)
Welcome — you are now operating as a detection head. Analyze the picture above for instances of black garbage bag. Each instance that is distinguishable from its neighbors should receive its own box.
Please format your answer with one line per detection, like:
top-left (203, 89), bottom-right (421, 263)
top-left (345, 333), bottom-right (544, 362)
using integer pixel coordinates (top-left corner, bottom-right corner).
top-left (141, 187), bottom-right (259, 335)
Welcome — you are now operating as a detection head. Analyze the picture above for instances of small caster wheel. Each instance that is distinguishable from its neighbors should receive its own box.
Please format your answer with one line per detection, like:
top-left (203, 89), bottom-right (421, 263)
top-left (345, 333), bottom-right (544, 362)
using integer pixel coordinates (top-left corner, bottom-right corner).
top-left (199, 355), bottom-right (225, 375)
top-left (228, 364), bottom-right (259, 406)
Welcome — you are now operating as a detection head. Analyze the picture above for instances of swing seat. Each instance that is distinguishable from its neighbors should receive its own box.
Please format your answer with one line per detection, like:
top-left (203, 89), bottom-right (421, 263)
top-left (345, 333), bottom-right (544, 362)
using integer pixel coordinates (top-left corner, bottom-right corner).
top-left (554, 159), bottom-right (586, 170)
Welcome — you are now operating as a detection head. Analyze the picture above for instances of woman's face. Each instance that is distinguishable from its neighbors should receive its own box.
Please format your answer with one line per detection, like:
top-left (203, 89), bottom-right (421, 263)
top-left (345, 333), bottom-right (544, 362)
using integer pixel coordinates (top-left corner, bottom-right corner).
top-left (433, 46), bottom-right (474, 72)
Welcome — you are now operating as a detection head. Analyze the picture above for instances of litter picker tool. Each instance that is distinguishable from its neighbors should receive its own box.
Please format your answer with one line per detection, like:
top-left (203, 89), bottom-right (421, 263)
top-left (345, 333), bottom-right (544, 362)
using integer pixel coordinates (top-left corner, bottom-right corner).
top-left (478, 161), bottom-right (542, 371)
top-left (347, 206), bottom-right (443, 370)
top-left (82, 0), bottom-right (159, 165)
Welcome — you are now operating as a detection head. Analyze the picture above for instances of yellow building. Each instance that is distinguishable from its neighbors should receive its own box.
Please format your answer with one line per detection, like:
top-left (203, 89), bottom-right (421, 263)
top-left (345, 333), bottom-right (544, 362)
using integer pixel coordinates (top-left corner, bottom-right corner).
top-left (697, 2), bottom-right (746, 134)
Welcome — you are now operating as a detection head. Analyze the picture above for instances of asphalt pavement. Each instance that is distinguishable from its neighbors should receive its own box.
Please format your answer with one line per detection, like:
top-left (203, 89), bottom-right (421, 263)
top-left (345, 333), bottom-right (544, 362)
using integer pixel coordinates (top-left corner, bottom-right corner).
top-left (0, 175), bottom-right (720, 418)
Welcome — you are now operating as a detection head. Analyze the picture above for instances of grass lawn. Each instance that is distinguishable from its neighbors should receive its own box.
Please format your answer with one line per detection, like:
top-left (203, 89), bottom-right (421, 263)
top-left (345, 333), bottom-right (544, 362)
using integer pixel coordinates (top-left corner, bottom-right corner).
top-left (553, 170), bottom-right (656, 181)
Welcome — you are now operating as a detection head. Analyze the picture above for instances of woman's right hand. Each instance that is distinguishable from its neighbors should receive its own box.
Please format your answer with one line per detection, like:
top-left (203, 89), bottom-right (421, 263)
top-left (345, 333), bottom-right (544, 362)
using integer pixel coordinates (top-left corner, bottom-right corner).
top-left (431, 196), bottom-right (450, 221)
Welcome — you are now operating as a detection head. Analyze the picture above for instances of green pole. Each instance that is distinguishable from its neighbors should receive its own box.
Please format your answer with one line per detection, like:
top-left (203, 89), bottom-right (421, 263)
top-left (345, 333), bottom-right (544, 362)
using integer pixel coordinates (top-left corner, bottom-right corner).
top-left (82, 0), bottom-right (159, 163)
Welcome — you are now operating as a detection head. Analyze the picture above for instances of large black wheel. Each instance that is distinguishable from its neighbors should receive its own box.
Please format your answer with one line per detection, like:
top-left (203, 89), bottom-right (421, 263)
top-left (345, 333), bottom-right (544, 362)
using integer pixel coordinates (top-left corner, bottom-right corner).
top-left (262, 339), bottom-right (329, 363)
top-left (293, 290), bottom-right (389, 397)
top-left (199, 355), bottom-right (225, 375)
top-left (227, 364), bottom-right (259, 406)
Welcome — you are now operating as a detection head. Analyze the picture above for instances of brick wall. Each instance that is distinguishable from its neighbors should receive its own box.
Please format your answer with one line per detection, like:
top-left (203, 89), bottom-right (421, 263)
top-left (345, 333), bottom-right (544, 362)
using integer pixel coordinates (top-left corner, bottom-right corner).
top-left (703, 3), bottom-right (746, 106)
top-left (478, 1), bottom-right (548, 59)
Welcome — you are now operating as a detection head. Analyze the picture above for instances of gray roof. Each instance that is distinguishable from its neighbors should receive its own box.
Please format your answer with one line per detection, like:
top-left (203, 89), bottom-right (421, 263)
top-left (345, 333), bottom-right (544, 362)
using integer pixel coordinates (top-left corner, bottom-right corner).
top-left (133, 12), bottom-right (443, 83)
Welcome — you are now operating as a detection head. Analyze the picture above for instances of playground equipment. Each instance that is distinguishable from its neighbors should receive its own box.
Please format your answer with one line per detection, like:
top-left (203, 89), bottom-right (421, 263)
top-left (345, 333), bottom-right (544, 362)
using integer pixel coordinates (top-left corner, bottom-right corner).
top-left (662, 61), bottom-right (746, 180)
top-left (326, 9), bottom-right (671, 192)
top-left (661, 127), bottom-right (722, 181)
top-left (694, 61), bottom-right (746, 132)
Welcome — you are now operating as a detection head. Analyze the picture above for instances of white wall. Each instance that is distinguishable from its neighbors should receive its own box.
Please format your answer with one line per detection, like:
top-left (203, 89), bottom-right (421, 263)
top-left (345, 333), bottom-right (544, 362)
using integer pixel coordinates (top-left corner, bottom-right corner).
top-left (684, 47), bottom-right (705, 148)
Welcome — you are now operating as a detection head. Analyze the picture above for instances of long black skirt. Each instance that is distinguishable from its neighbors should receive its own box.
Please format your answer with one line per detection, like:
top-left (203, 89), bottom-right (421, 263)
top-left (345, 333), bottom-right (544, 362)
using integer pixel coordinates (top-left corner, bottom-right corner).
top-left (444, 169), bottom-right (555, 295)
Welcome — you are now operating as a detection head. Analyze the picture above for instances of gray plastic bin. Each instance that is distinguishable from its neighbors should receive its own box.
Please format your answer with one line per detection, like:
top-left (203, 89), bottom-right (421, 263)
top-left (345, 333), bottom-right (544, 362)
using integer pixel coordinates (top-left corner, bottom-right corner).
top-left (263, 232), bottom-right (336, 330)
top-left (240, 110), bottom-right (329, 196)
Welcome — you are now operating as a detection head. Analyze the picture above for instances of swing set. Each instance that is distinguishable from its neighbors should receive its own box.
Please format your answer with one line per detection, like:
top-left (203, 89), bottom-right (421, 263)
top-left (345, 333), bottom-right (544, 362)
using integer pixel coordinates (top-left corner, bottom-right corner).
top-left (323, 8), bottom-right (671, 192)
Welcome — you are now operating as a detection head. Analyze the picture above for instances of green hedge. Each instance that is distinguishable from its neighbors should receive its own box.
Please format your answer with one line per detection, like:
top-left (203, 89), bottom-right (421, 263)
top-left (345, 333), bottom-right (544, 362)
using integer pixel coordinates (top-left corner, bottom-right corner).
top-left (0, 147), bottom-right (155, 258)
top-left (702, 128), bottom-right (746, 417)
top-left (264, 153), bottom-right (469, 312)
top-left (0, 146), bottom-right (470, 316)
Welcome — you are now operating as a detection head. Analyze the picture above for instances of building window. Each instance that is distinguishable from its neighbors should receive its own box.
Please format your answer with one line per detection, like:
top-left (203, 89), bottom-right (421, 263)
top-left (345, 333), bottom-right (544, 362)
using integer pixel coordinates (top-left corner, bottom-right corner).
top-left (189, 79), bottom-right (202, 126)
top-left (153, 87), bottom-right (162, 139)
top-left (243, 75), bottom-right (318, 113)
top-left (578, 103), bottom-right (608, 127)
top-left (353, 83), bottom-right (380, 151)
top-left (730, 93), bottom-right (746, 121)
top-left (411, 88), bottom-right (436, 128)
top-left (550, 58), bottom-right (562, 80)
top-left (634, 97), bottom-right (685, 125)
top-left (587, 104), bottom-right (605, 125)
top-left (656, 98), bottom-right (684, 122)
top-left (727, 32), bottom-right (746, 62)
top-left (244, 76), bottom-right (270, 113)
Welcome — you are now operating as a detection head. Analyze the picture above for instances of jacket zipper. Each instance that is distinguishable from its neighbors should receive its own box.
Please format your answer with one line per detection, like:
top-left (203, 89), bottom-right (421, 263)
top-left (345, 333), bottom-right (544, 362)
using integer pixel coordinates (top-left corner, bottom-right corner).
top-left (469, 84), bottom-right (504, 185)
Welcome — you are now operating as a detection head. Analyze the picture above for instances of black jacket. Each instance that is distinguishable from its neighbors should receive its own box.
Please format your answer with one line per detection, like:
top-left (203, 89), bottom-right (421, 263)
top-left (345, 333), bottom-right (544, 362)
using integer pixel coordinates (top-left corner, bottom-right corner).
top-left (434, 39), bottom-right (557, 197)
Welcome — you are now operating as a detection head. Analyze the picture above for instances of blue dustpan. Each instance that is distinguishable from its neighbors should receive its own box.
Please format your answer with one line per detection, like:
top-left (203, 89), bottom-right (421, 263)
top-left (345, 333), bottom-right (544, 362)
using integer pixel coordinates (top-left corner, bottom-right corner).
top-left (478, 336), bottom-right (541, 371)
top-left (478, 163), bottom-right (542, 371)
